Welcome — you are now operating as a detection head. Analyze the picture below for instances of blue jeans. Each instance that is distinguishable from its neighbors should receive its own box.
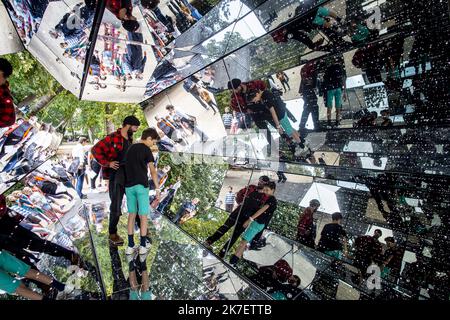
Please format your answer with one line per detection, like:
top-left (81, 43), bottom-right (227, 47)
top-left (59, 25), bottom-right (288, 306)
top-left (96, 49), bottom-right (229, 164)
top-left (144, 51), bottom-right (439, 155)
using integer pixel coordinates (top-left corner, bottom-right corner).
top-left (76, 172), bottom-right (85, 197)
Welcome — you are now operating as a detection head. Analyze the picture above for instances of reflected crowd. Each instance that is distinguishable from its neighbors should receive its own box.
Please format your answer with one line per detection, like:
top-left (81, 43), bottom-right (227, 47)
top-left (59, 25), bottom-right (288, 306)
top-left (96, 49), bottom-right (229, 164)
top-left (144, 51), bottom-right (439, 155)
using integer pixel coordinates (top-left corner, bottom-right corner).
top-left (1, 0), bottom-right (449, 301)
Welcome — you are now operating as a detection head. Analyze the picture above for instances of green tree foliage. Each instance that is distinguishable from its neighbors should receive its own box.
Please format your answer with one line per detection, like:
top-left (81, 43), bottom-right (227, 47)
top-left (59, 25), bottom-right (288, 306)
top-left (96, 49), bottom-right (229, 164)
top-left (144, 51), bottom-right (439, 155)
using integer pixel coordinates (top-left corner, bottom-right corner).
top-left (2, 51), bottom-right (60, 103)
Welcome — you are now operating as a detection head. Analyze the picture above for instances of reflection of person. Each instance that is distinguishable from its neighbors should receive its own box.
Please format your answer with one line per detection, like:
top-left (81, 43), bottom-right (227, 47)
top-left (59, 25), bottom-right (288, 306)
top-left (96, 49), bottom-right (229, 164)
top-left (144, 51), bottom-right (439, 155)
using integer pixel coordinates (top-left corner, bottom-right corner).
top-left (157, 177), bottom-right (181, 214)
top-left (296, 199), bottom-right (320, 248)
top-left (323, 56), bottom-right (347, 127)
top-left (124, 128), bottom-right (161, 256)
top-left (173, 198), bottom-right (199, 224)
top-left (106, 0), bottom-right (140, 32)
top-left (276, 71), bottom-right (290, 92)
top-left (353, 229), bottom-right (383, 280)
top-left (299, 61), bottom-right (319, 134)
top-left (224, 186), bottom-right (235, 213)
top-left (249, 88), bottom-right (306, 156)
top-left (0, 58), bottom-right (15, 128)
top-left (128, 254), bottom-right (151, 300)
top-left (0, 249), bottom-right (66, 300)
top-left (381, 237), bottom-right (404, 281)
top-left (222, 107), bottom-right (233, 130)
top-left (166, 105), bottom-right (208, 143)
top-left (183, 76), bottom-right (217, 113)
top-left (123, 32), bottom-right (147, 80)
top-left (91, 116), bottom-right (140, 246)
top-left (71, 137), bottom-right (88, 198)
top-left (317, 212), bottom-right (348, 259)
top-left (204, 176), bottom-right (270, 258)
top-left (229, 182), bottom-right (277, 265)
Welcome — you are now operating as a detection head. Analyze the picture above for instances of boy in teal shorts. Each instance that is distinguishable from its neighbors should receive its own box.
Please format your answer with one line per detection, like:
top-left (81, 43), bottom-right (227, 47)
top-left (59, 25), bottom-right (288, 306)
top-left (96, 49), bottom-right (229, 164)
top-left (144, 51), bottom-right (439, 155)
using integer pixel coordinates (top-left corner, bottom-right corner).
top-left (124, 128), bottom-right (161, 256)
top-left (323, 56), bottom-right (347, 127)
top-left (230, 182), bottom-right (277, 265)
top-left (0, 249), bottom-right (65, 300)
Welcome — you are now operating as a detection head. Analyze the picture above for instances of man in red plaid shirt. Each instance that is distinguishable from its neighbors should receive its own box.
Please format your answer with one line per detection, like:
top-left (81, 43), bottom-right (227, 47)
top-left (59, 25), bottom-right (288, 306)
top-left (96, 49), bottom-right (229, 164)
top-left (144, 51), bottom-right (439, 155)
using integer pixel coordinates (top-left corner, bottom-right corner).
top-left (0, 58), bottom-right (16, 128)
top-left (91, 115), bottom-right (141, 245)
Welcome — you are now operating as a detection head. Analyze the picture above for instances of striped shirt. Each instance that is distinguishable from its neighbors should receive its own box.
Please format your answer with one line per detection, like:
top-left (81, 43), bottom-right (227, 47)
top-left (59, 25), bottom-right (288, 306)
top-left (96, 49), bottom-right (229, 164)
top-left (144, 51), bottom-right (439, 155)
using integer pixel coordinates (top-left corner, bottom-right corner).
top-left (222, 113), bottom-right (233, 127)
top-left (224, 192), bottom-right (235, 205)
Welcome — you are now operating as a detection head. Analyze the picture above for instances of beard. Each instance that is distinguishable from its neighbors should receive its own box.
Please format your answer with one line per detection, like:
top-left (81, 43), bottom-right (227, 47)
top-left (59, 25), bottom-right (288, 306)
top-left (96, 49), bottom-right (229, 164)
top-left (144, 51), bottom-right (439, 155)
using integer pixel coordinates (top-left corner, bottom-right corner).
top-left (127, 128), bottom-right (134, 140)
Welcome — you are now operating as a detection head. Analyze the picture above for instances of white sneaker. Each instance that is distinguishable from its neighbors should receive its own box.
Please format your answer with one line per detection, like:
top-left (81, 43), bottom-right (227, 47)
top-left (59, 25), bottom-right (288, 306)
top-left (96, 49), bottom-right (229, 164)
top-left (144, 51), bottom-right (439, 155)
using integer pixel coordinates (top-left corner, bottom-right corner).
top-left (138, 246), bottom-right (148, 255)
top-left (125, 246), bottom-right (136, 255)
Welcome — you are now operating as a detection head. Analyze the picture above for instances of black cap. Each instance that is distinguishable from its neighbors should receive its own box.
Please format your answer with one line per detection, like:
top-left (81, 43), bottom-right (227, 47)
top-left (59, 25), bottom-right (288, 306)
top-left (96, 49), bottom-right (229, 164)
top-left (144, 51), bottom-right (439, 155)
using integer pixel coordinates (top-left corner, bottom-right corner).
top-left (227, 78), bottom-right (241, 90)
top-left (123, 115), bottom-right (141, 126)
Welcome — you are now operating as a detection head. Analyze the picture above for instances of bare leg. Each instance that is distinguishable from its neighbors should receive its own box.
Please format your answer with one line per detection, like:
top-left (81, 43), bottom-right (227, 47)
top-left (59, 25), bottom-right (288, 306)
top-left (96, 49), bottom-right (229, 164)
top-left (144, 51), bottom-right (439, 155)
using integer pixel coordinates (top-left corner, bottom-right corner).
top-left (235, 240), bottom-right (248, 259)
top-left (15, 283), bottom-right (43, 300)
top-left (140, 215), bottom-right (148, 239)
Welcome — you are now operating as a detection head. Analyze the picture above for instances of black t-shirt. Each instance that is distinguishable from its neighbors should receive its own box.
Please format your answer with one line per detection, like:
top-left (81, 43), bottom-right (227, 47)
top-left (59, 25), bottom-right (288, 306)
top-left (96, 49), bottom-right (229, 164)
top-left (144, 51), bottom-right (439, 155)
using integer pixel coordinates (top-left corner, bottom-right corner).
top-left (318, 223), bottom-right (347, 252)
top-left (124, 143), bottom-right (154, 188)
top-left (240, 190), bottom-right (266, 218)
top-left (245, 90), bottom-right (286, 121)
top-left (254, 195), bottom-right (277, 225)
top-left (385, 247), bottom-right (404, 270)
top-left (323, 63), bottom-right (345, 90)
top-left (262, 90), bottom-right (286, 120)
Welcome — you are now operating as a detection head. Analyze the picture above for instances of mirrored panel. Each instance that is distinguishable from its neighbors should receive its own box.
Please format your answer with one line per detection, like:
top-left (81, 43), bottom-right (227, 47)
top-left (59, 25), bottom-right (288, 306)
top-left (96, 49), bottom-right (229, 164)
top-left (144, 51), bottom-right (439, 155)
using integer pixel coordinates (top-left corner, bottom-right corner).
top-left (0, 156), bottom-right (103, 300)
top-left (0, 117), bottom-right (63, 195)
top-left (4, 0), bottom-right (98, 95)
top-left (0, 2), bottom-right (24, 55)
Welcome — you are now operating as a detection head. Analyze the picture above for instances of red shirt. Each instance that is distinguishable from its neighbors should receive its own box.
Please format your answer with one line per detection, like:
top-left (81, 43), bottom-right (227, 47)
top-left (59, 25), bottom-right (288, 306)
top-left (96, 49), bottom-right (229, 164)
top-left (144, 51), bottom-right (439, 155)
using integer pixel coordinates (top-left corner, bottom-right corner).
top-left (297, 207), bottom-right (314, 236)
top-left (91, 129), bottom-right (129, 179)
top-left (230, 80), bottom-right (266, 113)
top-left (0, 83), bottom-right (16, 128)
top-left (235, 184), bottom-right (269, 205)
top-left (106, 0), bottom-right (132, 18)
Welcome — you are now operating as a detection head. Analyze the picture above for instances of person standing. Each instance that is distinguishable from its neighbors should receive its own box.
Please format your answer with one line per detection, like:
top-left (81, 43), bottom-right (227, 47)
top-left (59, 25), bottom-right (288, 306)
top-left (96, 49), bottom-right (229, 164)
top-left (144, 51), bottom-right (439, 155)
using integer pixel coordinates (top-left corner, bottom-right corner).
top-left (88, 139), bottom-right (101, 191)
top-left (124, 128), bottom-right (161, 255)
top-left (224, 186), bottom-right (235, 213)
top-left (382, 237), bottom-right (404, 281)
top-left (299, 61), bottom-right (319, 135)
top-left (91, 116), bottom-right (140, 246)
top-left (0, 58), bottom-right (15, 128)
top-left (317, 212), bottom-right (349, 259)
top-left (157, 176), bottom-right (181, 214)
top-left (222, 107), bottom-right (233, 130)
top-left (71, 137), bottom-right (88, 198)
top-left (323, 56), bottom-right (347, 127)
top-left (296, 199), bottom-right (320, 248)
top-left (276, 71), bottom-right (291, 92)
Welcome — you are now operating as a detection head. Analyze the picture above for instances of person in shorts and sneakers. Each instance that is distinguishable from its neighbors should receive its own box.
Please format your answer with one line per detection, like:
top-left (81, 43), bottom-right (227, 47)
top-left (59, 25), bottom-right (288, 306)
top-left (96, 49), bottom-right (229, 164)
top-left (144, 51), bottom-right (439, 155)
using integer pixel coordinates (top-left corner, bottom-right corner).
top-left (124, 128), bottom-right (161, 255)
top-left (230, 182), bottom-right (277, 265)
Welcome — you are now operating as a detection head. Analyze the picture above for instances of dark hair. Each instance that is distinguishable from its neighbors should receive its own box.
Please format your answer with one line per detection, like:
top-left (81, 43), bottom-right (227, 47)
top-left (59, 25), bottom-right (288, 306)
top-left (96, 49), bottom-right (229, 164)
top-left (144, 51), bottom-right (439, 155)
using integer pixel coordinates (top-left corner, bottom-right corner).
top-left (331, 212), bottom-right (343, 221)
top-left (374, 229), bottom-right (382, 236)
top-left (228, 186), bottom-right (233, 190)
top-left (227, 78), bottom-right (241, 90)
top-left (0, 58), bottom-right (13, 78)
top-left (140, 0), bottom-right (160, 10)
top-left (142, 128), bottom-right (160, 141)
top-left (265, 181), bottom-right (276, 191)
top-left (123, 115), bottom-right (141, 126)
top-left (259, 175), bottom-right (270, 183)
top-left (79, 137), bottom-right (88, 144)
top-left (290, 275), bottom-right (301, 287)
top-left (385, 237), bottom-right (395, 243)
top-left (310, 199), bottom-right (320, 207)
top-left (165, 104), bottom-right (174, 111)
top-left (122, 20), bottom-right (140, 32)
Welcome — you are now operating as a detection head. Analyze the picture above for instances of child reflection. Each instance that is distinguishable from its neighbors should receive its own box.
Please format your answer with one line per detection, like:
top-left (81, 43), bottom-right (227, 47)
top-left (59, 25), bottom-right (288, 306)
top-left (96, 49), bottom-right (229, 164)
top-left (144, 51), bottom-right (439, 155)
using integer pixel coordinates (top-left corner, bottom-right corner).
top-left (128, 252), bottom-right (151, 300)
